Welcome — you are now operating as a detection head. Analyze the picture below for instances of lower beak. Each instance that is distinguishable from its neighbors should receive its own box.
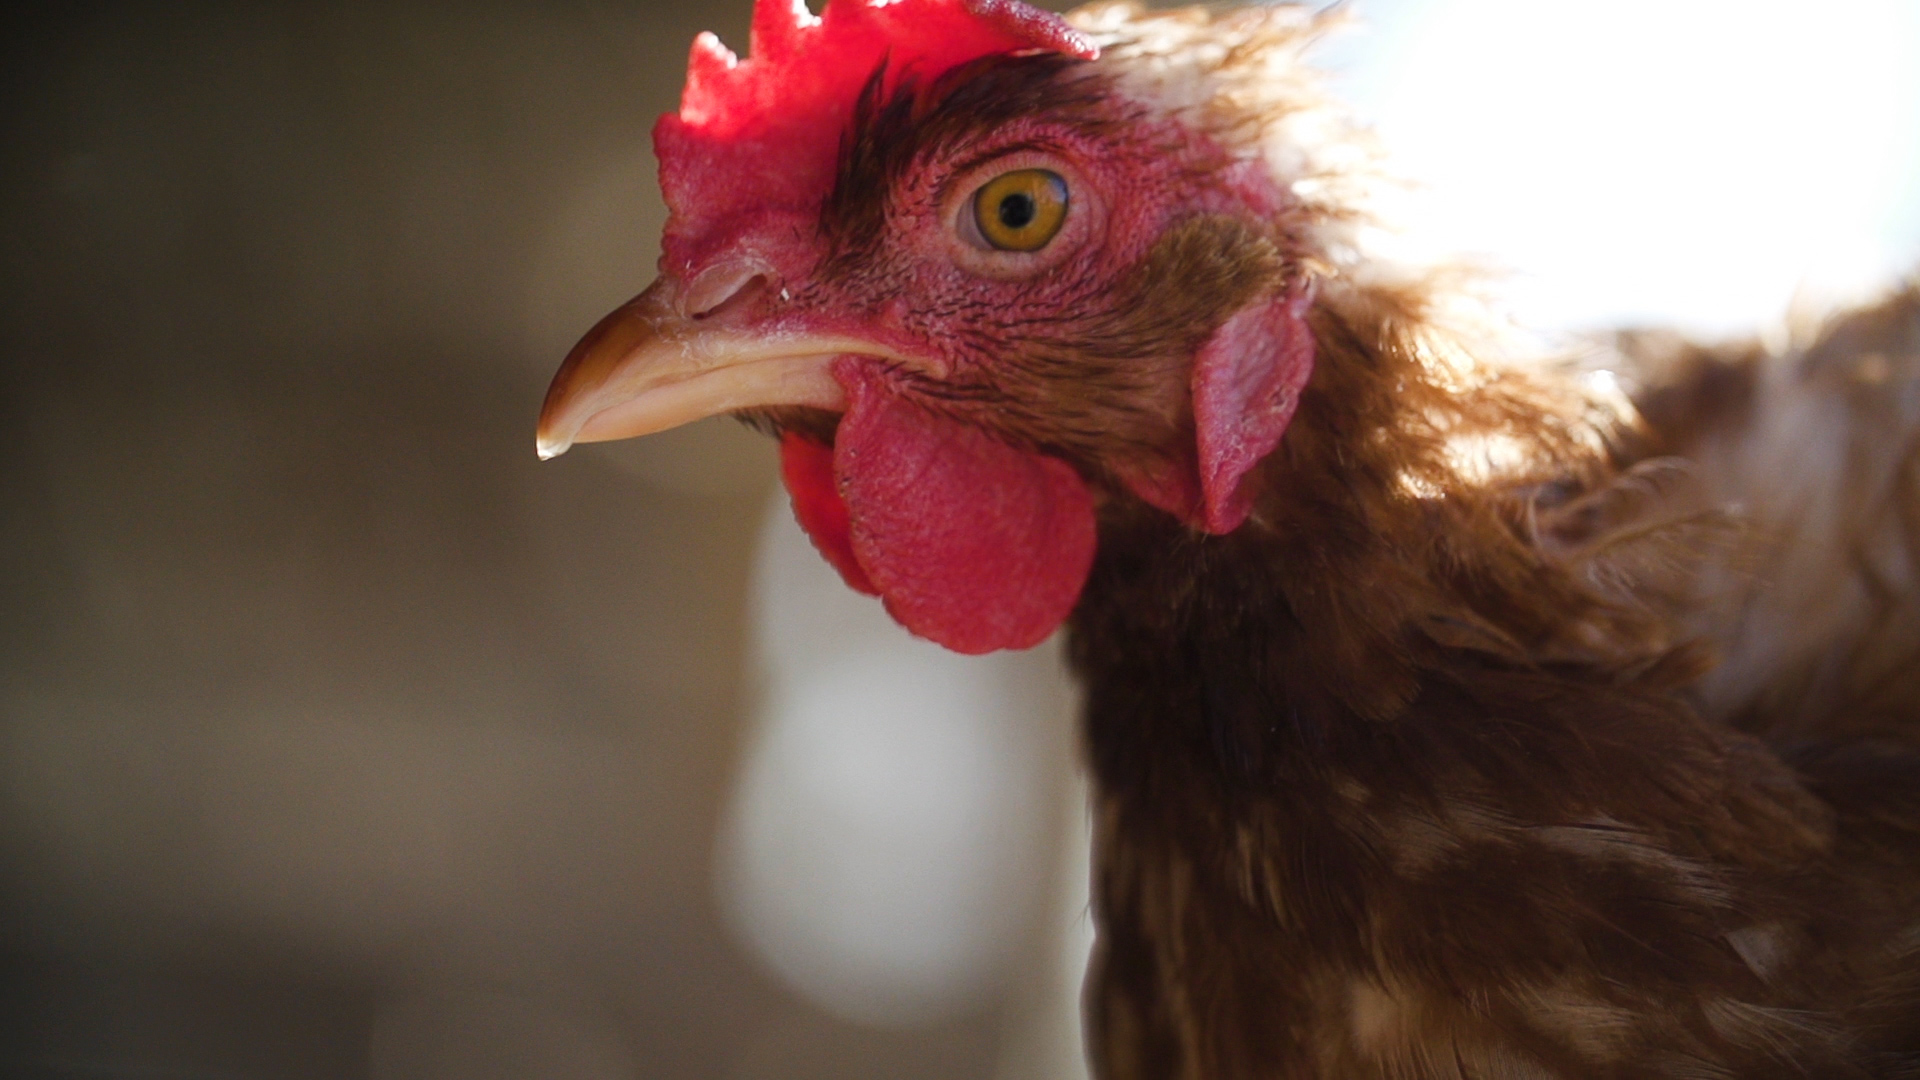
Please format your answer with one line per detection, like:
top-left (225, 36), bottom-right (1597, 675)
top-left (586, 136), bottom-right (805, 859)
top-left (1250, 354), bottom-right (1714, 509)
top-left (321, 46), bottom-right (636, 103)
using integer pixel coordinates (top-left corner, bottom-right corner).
top-left (535, 280), bottom-right (893, 460)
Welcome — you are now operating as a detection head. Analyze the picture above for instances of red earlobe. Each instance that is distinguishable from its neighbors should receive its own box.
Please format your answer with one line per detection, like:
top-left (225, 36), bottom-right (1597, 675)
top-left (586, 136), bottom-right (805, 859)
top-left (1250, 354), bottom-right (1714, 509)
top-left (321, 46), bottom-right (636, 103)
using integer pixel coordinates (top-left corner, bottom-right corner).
top-left (1189, 278), bottom-right (1317, 534)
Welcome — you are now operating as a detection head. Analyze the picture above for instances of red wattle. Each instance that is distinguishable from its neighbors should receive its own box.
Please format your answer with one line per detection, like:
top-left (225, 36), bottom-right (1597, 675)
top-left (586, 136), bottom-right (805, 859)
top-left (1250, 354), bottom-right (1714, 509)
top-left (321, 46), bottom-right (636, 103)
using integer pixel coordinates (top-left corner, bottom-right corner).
top-left (781, 432), bottom-right (878, 596)
top-left (782, 364), bottom-right (1096, 654)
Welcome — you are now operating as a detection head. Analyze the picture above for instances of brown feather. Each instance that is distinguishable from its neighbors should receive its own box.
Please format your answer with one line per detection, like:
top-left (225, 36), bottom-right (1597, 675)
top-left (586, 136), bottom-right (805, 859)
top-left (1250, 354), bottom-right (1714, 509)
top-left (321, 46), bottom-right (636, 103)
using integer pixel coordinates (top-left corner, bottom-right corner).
top-left (1073, 271), bottom-right (1920, 1076)
top-left (740, 4), bottom-right (1920, 1071)
top-left (1614, 282), bottom-right (1920, 743)
top-left (1029, 9), bottom-right (1920, 1074)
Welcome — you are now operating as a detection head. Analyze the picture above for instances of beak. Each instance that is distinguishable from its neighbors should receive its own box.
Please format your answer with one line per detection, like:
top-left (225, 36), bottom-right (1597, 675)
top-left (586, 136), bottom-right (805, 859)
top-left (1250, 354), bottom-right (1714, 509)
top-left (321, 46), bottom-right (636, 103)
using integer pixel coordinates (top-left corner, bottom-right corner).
top-left (536, 279), bottom-right (901, 460)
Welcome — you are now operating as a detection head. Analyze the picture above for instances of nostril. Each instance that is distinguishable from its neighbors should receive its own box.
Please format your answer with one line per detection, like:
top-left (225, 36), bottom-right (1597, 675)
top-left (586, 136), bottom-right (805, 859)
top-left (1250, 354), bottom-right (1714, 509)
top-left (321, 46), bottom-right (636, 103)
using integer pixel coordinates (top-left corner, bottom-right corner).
top-left (683, 262), bottom-right (774, 320)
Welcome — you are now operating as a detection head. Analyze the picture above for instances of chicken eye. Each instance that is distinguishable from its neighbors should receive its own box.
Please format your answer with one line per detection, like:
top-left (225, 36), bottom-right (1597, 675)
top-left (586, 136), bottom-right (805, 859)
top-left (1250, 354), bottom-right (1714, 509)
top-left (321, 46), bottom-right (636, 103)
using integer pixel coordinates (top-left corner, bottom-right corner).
top-left (970, 169), bottom-right (1068, 252)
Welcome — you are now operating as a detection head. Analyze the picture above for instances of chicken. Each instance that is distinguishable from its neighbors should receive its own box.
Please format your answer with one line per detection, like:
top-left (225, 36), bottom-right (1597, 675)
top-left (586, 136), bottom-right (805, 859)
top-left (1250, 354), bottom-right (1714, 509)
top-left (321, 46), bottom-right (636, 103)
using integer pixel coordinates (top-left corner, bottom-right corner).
top-left (1612, 289), bottom-right (1920, 745)
top-left (534, 0), bottom-right (1920, 1074)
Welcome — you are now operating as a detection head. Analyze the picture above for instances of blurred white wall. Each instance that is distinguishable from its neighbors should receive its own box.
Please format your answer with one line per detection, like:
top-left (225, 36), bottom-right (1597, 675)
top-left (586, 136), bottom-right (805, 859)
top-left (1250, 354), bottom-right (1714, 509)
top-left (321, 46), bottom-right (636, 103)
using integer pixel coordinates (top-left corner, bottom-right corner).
top-left (722, 499), bottom-right (1076, 1029)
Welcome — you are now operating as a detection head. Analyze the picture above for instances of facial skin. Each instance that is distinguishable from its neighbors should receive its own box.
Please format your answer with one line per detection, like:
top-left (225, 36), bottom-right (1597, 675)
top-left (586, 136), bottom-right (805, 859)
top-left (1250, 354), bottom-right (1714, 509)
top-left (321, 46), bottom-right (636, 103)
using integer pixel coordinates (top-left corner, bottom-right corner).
top-left (537, 51), bottom-right (1310, 650)
top-left (542, 54), bottom-right (1291, 482)
top-left (776, 56), bottom-right (1295, 483)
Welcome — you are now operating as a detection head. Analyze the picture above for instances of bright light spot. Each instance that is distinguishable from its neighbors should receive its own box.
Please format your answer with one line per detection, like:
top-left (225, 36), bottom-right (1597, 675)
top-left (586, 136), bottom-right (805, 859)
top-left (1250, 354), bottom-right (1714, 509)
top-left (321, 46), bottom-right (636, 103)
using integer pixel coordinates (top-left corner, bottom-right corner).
top-left (1351, 0), bottom-right (1920, 333)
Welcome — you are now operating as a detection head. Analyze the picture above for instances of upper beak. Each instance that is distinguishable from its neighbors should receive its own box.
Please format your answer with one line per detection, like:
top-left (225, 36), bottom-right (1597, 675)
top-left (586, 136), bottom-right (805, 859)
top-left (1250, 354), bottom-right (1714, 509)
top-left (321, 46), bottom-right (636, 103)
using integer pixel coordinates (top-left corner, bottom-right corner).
top-left (535, 279), bottom-right (900, 460)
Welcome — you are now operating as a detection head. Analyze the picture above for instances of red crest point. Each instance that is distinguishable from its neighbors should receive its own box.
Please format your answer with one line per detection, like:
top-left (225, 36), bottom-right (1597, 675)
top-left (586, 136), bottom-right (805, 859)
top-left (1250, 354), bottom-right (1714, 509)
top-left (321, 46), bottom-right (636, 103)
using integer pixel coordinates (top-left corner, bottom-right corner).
top-left (679, 0), bottom-right (1094, 136)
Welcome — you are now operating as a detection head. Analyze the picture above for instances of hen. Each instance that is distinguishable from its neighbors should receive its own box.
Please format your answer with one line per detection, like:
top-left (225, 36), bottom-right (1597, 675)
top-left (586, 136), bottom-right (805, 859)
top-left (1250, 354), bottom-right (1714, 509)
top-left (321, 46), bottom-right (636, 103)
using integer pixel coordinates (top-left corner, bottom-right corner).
top-left (535, 0), bottom-right (1920, 1075)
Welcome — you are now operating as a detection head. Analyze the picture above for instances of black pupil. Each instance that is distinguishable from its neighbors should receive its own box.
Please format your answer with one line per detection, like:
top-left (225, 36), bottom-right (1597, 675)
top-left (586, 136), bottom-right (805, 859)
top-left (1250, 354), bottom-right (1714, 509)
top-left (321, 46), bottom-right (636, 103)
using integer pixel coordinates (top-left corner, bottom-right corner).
top-left (997, 192), bottom-right (1037, 230)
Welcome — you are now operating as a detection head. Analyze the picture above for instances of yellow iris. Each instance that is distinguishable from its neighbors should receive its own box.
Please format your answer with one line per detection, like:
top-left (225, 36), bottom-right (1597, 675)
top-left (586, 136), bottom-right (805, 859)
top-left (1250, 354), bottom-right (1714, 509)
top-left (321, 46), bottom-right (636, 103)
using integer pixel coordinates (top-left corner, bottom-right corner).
top-left (972, 169), bottom-right (1069, 252)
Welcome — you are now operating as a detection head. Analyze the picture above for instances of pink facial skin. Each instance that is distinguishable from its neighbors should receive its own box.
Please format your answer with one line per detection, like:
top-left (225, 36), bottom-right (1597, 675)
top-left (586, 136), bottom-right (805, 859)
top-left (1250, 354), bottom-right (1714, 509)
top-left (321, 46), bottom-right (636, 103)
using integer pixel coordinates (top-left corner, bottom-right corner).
top-left (654, 0), bottom-right (1315, 651)
top-left (782, 107), bottom-right (1311, 502)
top-left (763, 109), bottom-right (1310, 650)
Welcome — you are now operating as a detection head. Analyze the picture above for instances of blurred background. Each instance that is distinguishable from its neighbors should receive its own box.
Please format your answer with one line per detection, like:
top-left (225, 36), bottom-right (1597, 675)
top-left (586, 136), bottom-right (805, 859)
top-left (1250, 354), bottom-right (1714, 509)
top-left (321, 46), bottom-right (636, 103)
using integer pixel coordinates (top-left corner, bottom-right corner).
top-left (1, 1), bottom-right (1915, 1077)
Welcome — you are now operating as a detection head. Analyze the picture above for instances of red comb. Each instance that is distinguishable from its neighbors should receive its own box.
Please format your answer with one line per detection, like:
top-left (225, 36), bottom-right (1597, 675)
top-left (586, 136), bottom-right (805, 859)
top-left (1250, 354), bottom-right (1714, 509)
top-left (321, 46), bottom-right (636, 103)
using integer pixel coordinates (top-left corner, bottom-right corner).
top-left (653, 0), bottom-right (1096, 271)
top-left (681, 0), bottom-right (1095, 135)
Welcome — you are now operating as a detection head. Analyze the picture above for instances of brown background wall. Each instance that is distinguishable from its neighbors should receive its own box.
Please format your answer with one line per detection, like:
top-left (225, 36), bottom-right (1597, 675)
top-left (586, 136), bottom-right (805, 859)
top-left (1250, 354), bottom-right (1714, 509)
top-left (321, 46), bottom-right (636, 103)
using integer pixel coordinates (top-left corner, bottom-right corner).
top-left (0, 3), bottom-right (1086, 1076)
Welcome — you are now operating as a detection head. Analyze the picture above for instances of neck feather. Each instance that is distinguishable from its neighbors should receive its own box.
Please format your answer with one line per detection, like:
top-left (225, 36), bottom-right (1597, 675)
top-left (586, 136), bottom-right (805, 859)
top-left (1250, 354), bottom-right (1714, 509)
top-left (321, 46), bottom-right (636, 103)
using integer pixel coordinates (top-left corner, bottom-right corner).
top-left (1067, 276), bottom-right (1723, 807)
